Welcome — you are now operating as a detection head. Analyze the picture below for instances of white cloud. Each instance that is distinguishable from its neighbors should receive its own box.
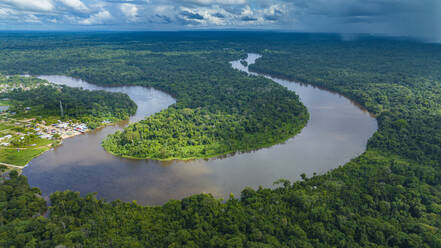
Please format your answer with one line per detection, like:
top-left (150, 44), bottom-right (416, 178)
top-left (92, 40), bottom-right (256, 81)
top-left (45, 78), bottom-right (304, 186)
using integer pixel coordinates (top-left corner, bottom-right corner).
top-left (120, 3), bottom-right (138, 21)
top-left (24, 14), bottom-right (40, 23)
top-left (0, 0), bottom-right (53, 11)
top-left (179, 6), bottom-right (232, 26)
top-left (154, 5), bottom-right (174, 15)
top-left (197, 8), bottom-right (228, 25)
top-left (0, 7), bottom-right (15, 17)
top-left (264, 4), bottom-right (285, 16)
top-left (262, 4), bottom-right (286, 21)
top-left (58, 0), bottom-right (88, 13)
top-left (241, 5), bottom-right (252, 16)
top-left (185, 0), bottom-right (246, 4)
top-left (79, 10), bottom-right (112, 25)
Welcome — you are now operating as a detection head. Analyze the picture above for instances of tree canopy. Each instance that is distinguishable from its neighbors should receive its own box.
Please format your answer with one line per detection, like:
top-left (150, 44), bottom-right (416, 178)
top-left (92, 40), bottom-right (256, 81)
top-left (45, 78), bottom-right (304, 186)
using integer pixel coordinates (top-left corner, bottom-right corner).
top-left (2, 76), bottom-right (137, 128)
top-left (1, 32), bottom-right (441, 247)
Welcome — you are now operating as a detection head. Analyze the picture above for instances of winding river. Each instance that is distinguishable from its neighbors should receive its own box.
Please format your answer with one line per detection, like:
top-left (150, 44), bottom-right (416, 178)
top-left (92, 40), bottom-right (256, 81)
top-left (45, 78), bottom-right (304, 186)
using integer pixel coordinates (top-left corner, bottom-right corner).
top-left (22, 54), bottom-right (377, 205)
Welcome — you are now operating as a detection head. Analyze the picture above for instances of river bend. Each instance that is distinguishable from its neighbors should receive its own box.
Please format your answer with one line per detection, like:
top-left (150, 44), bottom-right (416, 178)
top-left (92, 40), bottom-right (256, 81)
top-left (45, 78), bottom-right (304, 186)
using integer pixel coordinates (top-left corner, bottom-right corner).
top-left (23, 54), bottom-right (377, 205)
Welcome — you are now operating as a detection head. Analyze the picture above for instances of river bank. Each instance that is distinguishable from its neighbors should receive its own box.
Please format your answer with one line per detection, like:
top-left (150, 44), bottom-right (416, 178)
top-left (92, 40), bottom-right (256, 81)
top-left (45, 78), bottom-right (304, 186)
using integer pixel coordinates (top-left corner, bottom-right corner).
top-left (104, 119), bottom-right (308, 162)
top-left (0, 73), bottom-right (137, 168)
top-left (0, 117), bottom-right (124, 170)
top-left (22, 54), bottom-right (377, 205)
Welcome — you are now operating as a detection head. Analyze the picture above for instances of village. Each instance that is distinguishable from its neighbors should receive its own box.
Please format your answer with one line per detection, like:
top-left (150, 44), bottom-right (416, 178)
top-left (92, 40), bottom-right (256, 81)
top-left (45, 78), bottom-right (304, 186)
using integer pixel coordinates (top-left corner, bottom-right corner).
top-left (35, 120), bottom-right (89, 140)
top-left (0, 100), bottom-right (121, 166)
top-left (0, 110), bottom-right (94, 166)
top-left (0, 109), bottom-right (90, 147)
top-left (0, 75), bottom-right (98, 145)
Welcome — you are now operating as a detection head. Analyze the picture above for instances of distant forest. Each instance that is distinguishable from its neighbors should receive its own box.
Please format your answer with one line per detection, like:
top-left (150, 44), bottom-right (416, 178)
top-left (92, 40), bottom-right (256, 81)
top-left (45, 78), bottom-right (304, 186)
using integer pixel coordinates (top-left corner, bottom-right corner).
top-left (1, 32), bottom-right (441, 247)
top-left (1, 33), bottom-right (309, 160)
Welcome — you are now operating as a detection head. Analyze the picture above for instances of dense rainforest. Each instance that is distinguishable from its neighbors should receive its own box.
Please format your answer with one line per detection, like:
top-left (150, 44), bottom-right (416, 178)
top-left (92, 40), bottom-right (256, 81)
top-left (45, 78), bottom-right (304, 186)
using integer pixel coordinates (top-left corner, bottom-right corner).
top-left (0, 33), bottom-right (309, 160)
top-left (2, 77), bottom-right (137, 128)
top-left (101, 55), bottom-right (308, 159)
top-left (249, 38), bottom-right (441, 164)
top-left (1, 32), bottom-right (441, 247)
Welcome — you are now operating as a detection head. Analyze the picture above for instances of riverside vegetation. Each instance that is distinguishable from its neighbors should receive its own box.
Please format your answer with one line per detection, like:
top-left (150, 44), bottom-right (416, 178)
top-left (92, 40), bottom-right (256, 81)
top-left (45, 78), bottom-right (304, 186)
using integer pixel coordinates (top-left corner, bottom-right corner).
top-left (0, 33), bottom-right (309, 160)
top-left (1, 32), bottom-right (441, 247)
top-left (4, 81), bottom-right (137, 129)
top-left (101, 54), bottom-right (308, 160)
top-left (0, 74), bottom-right (136, 166)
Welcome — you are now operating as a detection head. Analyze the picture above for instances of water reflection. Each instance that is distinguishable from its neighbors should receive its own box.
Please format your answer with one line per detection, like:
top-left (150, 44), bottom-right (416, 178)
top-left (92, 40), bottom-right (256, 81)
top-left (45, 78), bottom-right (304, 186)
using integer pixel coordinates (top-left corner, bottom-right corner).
top-left (23, 54), bottom-right (377, 205)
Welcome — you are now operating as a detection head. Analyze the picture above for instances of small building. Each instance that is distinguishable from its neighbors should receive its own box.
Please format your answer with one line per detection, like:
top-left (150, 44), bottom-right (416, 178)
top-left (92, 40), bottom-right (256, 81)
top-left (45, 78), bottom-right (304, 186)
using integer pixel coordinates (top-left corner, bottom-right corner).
top-left (39, 134), bottom-right (52, 139)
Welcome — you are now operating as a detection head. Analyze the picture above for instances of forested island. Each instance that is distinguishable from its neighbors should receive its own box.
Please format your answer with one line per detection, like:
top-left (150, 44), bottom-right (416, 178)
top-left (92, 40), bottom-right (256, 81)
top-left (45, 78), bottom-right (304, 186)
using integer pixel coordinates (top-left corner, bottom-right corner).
top-left (1, 32), bottom-right (441, 247)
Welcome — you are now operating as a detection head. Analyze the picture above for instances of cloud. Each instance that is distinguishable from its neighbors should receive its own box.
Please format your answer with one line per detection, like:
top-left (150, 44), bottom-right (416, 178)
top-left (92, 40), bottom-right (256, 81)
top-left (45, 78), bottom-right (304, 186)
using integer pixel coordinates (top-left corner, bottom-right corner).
top-left (240, 16), bottom-right (256, 22)
top-left (180, 10), bottom-right (204, 20)
top-left (0, 7), bottom-right (15, 17)
top-left (285, 0), bottom-right (441, 42)
top-left (212, 12), bottom-right (224, 18)
top-left (120, 3), bottom-right (138, 21)
top-left (181, 0), bottom-right (246, 5)
top-left (58, 0), bottom-right (89, 13)
top-left (240, 5), bottom-right (252, 16)
top-left (0, 0), bottom-right (53, 11)
top-left (79, 10), bottom-right (112, 25)
top-left (0, 0), bottom-right (438, 42)
top-left (263, 4), bottom-right (284, 21)
top-left (153, 14), bottom-right (172, 24)
top-left (24, 14), bottom-right (40, 23)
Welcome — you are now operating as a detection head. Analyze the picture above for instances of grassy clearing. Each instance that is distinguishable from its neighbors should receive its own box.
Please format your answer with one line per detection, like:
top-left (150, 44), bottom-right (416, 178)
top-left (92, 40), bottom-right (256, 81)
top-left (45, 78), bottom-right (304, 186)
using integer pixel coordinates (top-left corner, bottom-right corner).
top-left (0, 122), bottom-right (12, 131)
top-left (0, 100), bottom-right (10, 105)
top-left (0, 147), bottom-right (50, 166)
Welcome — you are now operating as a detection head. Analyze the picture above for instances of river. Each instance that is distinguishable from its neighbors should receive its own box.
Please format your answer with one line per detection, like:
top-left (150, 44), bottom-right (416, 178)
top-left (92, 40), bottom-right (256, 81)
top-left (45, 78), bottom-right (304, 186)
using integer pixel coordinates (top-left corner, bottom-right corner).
top-left (22, 54), bottom-right (377, 205)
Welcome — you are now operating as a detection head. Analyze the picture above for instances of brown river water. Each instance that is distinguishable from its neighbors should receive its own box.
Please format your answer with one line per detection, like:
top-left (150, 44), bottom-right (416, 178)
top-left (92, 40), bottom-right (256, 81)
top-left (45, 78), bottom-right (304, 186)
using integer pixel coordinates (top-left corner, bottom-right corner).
top-left (22, 54), bottom-right (377, 205)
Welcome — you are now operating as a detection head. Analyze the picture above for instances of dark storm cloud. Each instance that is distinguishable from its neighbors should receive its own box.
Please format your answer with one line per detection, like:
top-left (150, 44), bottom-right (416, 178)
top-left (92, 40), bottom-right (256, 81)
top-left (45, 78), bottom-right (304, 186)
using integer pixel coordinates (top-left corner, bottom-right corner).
top-left (241, 16), bottom-right (257, 22)
top-left (180, 10), bottom-right (204, 20)
top-left (264, 15), bottom-right (278, 21)
top-left (221, 5), bottom-right (243, 15)
top-left (154, 14), bottom-right (173, 24)
top-left (279, 0), bottom-right (441, 42)
top-left (212, 13), bottom-right (225, 19)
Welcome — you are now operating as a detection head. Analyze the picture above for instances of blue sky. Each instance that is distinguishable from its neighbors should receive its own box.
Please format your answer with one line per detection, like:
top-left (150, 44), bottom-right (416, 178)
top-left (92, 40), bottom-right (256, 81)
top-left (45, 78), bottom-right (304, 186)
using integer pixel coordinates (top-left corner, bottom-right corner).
top-left (0, 0), bottom-right (439, 41)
